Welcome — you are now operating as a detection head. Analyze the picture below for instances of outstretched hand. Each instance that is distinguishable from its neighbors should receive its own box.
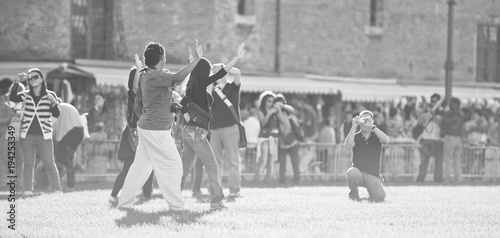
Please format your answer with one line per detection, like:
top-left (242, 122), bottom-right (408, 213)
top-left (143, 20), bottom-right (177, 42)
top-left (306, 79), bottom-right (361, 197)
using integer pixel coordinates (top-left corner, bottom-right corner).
top-left (188, 47), bottom-right (194, 63)
top-left (195, 39), bottom-right (203, 59)
top-left (134, 54), bottom-right (143, 69)
top-left (237, 43), bottom-right (246, 59)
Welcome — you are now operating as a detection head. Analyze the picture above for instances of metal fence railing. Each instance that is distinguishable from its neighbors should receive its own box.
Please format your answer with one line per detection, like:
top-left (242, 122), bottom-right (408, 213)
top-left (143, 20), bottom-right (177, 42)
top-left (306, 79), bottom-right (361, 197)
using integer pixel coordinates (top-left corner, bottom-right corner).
top-left (75, 140), bottom-right (500, 182)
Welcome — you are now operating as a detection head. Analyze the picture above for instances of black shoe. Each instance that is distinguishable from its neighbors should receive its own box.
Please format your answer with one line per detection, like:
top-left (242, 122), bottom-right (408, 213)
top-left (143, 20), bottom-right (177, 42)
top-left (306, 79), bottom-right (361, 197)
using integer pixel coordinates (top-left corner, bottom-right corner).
top-left (348, 192), bottom-right (361, 202)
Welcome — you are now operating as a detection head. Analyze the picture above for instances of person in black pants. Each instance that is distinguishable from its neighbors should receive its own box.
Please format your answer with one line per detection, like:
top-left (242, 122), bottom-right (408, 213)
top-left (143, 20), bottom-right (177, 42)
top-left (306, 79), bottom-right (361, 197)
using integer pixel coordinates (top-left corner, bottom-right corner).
top-left (52, 103), bottom-right (85, 191)
top-left (110, 66), bottom-right (154, 202)
top-left (274, 94), bottom-right (302, 186)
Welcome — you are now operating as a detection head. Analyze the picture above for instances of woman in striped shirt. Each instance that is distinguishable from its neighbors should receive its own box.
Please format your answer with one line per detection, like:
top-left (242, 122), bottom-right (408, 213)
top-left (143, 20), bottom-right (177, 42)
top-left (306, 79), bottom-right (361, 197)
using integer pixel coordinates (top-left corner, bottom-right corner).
top-left (10, 68), bottom-right (62, 195)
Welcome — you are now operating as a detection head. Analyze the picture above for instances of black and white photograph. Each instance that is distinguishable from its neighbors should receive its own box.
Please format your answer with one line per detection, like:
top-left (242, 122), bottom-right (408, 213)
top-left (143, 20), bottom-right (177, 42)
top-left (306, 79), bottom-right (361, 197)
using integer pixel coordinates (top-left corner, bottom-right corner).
top-left (0, 0), bottom-right (499, 237)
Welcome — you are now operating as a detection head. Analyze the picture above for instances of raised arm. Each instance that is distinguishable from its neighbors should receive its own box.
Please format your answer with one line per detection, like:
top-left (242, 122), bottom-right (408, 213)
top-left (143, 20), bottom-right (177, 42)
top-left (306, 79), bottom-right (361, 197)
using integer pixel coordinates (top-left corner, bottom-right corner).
top-left (222, 43), bottom-right (245, 75)
top-left (344, 116), bottom-right (359, 150)
top-left (258, 108), bottom-right (277, 128)
top-left (132, 54), bottom-right (143, 93)
top-left (172, 40), bottom-right (203, 85)
top-left (373, 126), bottom-right (390, 144)
top-left (281, 104), bottom-right (295, 115)
top-left (9, 73), bottom-right (27, 103)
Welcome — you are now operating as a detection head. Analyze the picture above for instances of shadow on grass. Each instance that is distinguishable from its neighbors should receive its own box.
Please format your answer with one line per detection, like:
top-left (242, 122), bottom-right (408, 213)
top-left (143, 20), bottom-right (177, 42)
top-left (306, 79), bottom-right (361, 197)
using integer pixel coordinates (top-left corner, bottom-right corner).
top-left (115, 208), bottom-right (211, 227)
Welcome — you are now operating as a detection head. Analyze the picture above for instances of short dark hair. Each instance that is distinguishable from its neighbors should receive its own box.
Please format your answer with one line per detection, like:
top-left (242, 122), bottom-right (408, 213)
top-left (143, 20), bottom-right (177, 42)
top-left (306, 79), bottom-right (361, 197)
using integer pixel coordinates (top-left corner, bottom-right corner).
top-left (430, 93), bottom-right (441, 101)
top-left (449, 97), bottom-right (460, 107)
top-left (0, 77), bottom-right (13, 95)
top-left (144, 42), bottom-right (164, 67)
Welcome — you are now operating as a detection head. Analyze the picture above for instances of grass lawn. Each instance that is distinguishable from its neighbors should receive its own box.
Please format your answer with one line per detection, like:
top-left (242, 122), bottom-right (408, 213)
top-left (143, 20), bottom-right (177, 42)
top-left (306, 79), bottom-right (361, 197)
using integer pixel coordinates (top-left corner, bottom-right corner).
top-left (1, 184), bottom-right (499, 238)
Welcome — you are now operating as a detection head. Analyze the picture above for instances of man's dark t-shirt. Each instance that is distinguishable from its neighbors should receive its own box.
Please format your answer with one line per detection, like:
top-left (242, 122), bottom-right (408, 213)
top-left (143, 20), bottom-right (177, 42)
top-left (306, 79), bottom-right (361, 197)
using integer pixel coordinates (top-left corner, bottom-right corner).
top-left (352, 131), bottom-right (382, 178)
top-left (211, 82), bottom-right (241, 129)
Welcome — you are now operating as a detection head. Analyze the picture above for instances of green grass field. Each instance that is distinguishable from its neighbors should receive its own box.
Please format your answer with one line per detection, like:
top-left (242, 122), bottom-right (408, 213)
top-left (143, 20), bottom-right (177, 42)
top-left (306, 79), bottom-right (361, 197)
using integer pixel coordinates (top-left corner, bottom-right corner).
top-left (1, 184), bottom-right (499, 238)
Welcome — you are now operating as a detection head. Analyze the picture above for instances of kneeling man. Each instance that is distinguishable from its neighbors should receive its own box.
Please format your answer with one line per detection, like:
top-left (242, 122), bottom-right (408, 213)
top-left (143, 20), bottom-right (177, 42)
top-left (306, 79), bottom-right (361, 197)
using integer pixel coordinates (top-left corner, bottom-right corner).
top-left (344, 110), bottom-right (389, 202)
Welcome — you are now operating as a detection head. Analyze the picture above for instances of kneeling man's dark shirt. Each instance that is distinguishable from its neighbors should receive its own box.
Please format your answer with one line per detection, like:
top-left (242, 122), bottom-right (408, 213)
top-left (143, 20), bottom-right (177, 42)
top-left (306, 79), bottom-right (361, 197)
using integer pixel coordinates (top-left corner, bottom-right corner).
top-left (352, 132), bottom-right (382, 178)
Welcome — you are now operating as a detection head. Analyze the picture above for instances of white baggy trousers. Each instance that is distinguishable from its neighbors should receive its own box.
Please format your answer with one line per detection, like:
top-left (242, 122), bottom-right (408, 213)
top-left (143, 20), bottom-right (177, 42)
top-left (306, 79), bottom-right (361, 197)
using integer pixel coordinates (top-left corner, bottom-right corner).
top-left (118, 128), bottom-right (184, 210)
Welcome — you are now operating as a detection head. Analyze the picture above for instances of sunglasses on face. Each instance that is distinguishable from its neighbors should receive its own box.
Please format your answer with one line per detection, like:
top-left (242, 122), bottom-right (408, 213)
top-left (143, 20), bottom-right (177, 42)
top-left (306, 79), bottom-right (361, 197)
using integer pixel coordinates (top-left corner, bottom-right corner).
top-left (28, 75), bottom-right (41, 81)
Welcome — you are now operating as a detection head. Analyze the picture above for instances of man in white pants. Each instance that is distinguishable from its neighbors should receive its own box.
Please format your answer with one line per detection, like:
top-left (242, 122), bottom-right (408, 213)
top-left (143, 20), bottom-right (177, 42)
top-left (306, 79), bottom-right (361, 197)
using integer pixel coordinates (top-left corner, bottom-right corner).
top-left (118, 40), bottom-right (202, 210)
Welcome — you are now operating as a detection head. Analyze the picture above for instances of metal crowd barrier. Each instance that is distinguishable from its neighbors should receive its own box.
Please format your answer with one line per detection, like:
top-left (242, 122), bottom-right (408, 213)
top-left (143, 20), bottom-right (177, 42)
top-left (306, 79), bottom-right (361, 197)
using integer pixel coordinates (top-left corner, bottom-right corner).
top-left (75, 139), bottom-right (500, 182)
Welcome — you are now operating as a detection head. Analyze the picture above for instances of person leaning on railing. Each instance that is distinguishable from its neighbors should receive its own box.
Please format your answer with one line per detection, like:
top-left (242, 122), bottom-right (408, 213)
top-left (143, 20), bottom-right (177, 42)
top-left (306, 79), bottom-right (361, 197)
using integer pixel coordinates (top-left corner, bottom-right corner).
top-left (344, 110), bottom-right (390, 202)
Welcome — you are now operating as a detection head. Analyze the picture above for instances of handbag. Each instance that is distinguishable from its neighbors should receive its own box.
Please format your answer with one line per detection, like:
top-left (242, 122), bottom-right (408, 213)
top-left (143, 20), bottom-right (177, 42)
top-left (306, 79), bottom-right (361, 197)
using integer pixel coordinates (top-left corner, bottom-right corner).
top-left (213, 86), bottom-right (247, 148)
top-left (187, 101), bottom-right (211, 129)
top-left (127, 126), bottom-right (139, 151)
top-left (237, 123), bottom-right (247, 148)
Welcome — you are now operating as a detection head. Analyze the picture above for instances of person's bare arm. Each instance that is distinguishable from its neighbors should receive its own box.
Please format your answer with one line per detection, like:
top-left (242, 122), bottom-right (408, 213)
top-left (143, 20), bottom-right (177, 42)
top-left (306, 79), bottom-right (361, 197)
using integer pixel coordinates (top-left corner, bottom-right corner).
top-left (172, 40), bottom-right (203, 85)
top-left (258, 109), bottom-right (277, 127)
top-left (281, 104), bottom-right (295, 114)
top-left (373, 126), bottom-right (390, 144)
top-left (222, 43), bottom-right (245, 74)
top-left (344, 118), bottom-right (358, 150)
top-left (132, 54), bottom-right (142, 93)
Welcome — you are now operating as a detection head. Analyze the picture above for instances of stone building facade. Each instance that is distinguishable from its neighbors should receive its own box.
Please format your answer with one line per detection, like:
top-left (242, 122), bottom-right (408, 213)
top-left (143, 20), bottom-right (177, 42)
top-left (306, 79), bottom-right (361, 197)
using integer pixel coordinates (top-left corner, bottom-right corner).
top-left (1, 0), bottom-right (499, 83)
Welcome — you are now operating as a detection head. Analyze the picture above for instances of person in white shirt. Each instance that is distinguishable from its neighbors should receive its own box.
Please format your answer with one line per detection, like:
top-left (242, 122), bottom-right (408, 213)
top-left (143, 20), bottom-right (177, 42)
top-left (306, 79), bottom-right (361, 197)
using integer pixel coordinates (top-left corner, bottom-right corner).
top-left (416, 93), bottom-right (444, 183)
top-left (243, 106), bottom-right (260, 147)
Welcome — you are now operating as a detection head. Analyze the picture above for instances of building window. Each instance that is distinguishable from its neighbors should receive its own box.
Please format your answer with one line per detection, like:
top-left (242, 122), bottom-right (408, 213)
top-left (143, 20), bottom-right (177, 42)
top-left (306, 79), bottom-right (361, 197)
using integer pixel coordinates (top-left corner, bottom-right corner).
top-left (369, 0), bottom-right (384, 27)
top-left (235, 0), bottom-right (256, 25)
top-left (237, 0), bottom-right (254, 16)
top-left (365, 0), bottom-right (384, 36)
top-left (476, 24), bottom-right (500, 82)
top-left (370, 0), bottom-right (377, 26)
top-left (71, 0), bottom-right (114, 59)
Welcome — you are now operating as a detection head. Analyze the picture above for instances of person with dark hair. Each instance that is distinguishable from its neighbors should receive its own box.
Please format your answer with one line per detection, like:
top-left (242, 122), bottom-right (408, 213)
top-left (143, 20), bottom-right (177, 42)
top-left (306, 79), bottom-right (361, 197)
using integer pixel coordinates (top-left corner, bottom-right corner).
top-left (179, 43), bottom-right (246, 210)
top-left (274, 94), bottom-right (302, 186)
top-left (87, 93), bottom-right (111, 135)
top-left (0, 78), bottom-right (15, 191)
top-left (209, 62), bottom-right (243, 197)
top-left (442, 97), bottom-right (465, 183)
top-left (1, 77), bottom-right (25, 193)
top-left (117, 40), bottom-right (202, 210)
top-left (52, 102), bottom-right (84, 192)
top-left (10, 69), bottom-right (62, 195)
top-left (341, 112), bottom-right (354, 140)
top-left (385, 107), bottom-right (403, 139)
top-left (416, 93), bottom-right (444, 183)
top-left (110, 61), bottom-right (154, 203)
top-left (254, 91), bottom-right (278, 182)
top-left (345, 110), bottom-right (390, 202)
